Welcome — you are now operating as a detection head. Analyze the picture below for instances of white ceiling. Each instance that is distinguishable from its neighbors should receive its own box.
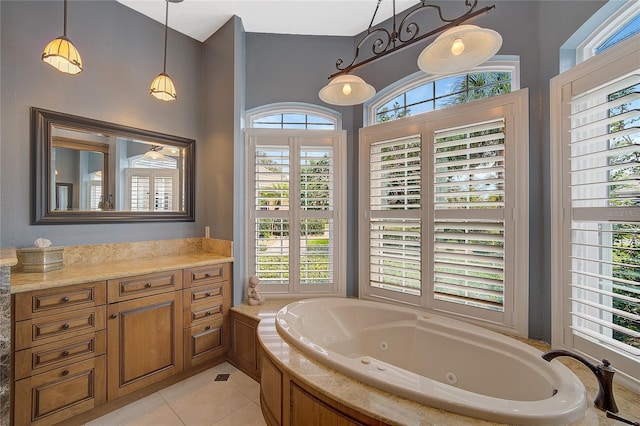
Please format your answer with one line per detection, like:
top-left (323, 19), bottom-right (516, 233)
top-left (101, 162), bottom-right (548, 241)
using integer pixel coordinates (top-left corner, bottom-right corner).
top-left (116, 0), bottom-right (419, 42)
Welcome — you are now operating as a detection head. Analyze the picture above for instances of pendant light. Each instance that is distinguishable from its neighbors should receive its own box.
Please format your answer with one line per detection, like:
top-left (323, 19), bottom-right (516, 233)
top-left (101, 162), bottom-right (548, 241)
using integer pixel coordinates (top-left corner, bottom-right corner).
top-left (150, 0), bottom-right (182, 101)
top-left (144, 146), bottom-right (167, 161)
top-left (417, 25), bottom-right (502, 75)
top-left (319, 74), bottom-right (376, 106)
top-left (42, 0), bottom-right (83, 75)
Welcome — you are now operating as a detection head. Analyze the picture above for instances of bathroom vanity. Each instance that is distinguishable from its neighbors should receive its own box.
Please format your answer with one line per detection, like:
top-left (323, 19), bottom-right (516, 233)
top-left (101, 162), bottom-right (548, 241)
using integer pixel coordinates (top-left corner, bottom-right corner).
top-left (8, 238), bottom-right (233, 426)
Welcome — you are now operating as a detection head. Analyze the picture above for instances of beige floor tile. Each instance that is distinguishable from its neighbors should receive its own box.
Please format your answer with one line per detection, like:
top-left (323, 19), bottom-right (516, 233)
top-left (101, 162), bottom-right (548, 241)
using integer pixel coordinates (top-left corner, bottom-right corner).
top-left (122, 404), bottom-right (184, 426)
top-left (227, 370), bottom-right (260, 402)
top-left (162, 381), bottom-right (252, 425)
top-left (212, 401), bottom-right (266, 426)
top-left (84, 392), bottom-right (168, 426)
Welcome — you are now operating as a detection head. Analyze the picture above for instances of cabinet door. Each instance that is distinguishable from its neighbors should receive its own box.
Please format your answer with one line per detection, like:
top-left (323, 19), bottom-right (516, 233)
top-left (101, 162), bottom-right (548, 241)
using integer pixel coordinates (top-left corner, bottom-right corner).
top-left (107, 291), bottom-right (183, 400)
top-left (231, 312), bottom-right (260, 381)
top-left (14, 355), bottom-right (106, 426)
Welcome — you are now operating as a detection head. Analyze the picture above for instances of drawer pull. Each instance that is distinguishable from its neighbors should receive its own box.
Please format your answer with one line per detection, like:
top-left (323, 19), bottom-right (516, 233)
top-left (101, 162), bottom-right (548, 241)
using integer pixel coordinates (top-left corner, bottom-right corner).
top-left (61, 323), bottom-right (70, 330)
top-left (61, 350), bottom-right (70, 357)
top-left (205, 311), bottom-right (211, 316)
top-left (205, 326), bottom-right (211, 331)
top-left (110, 314), bottom-right (118, 319)
top-left (145, 283), bottom-right (152, 288)
top-left (61, 296), bottom-right (70, 303)
top-left (61, 370), bottom-right (69, 377)
top-left (205, 273), bottom-right (211, 278)
top-left (205, 292), bottom-right (211, 297)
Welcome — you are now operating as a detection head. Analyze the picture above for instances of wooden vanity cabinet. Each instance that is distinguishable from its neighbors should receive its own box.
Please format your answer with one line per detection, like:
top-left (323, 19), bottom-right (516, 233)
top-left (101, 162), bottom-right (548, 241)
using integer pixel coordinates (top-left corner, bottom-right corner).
top-left (182, 264), bottom-right (231, 368)
top-left (12, 282), bottom-right (107, 426)
top-left (229, 311), bottom-right (261, 381)
top-left (106, 270), bottom-right (183, 400)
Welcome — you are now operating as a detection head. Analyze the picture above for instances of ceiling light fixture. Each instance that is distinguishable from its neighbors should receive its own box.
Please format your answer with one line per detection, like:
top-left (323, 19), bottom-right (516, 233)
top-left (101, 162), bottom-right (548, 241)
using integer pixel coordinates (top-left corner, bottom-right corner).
top-left (41, 0), bottom-right (83, 75)
top-left (319, 0), bottom-right (500, 106)
top-left (150, 0), bottom-right (182, 101)
top-left (144, 145), bottom-right (167, 161)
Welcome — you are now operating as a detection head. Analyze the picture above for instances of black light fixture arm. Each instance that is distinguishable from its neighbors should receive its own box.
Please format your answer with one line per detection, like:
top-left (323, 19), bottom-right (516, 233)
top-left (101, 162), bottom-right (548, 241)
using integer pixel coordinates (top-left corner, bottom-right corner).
top-left (63, 0), bottom-right (68, 37)
top-left (330, 0), bottom-right (495, 79)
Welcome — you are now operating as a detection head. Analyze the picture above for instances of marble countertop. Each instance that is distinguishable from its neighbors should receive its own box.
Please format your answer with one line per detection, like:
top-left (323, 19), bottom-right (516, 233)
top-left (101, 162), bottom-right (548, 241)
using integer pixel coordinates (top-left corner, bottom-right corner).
top-left (233, 299), bottom-right (640, 426)
top-left (0, 248), bottom-right (17, 268)
top-left (11, 253), bottom-right (234, 294)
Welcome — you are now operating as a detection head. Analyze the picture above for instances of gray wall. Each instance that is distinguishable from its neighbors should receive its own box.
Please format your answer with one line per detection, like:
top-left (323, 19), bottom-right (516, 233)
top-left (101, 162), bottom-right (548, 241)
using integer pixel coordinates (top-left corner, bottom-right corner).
top-left (0, 0), bottom-right (204, 248)
top-left (202, 16), bottom-right (246, 305)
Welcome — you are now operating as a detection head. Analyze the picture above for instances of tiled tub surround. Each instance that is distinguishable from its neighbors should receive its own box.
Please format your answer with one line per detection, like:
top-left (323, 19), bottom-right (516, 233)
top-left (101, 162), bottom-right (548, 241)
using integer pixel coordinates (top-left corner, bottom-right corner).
top-left (0, 249), bottom-right (17, 426)
top-left (234, 300), bottom-right (640, 426)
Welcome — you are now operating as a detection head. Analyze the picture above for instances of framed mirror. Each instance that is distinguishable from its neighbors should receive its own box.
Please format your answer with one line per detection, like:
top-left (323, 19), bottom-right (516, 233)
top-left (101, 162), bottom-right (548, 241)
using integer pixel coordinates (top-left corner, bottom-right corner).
top-left (32, 107), bottom-right (195, 224)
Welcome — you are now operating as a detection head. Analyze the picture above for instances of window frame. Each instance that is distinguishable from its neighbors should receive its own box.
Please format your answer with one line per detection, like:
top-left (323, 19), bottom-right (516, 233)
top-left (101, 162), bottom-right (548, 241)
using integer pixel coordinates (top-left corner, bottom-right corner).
top-left (245, 128), bottom-right (347, 297)
top-left (364, 58), bottom-right (520, 127)
top-left (359, 90), bottom-right (529, 336)
top-left (246, 102), bottom-right (342, 130)
top-left (550, 33), bottom-right (640, 391)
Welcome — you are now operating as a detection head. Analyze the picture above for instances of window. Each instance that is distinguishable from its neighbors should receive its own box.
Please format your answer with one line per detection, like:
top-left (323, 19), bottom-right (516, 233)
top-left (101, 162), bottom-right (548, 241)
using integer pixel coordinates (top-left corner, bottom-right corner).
top-left (366, 60), bottom-right (519, 126)
top-left (126, 156), bottom-right (179, 211)
top-left (246, 128), bottom-right (347, 296)
top-left (577, 1), bottom-right (640, 62)
top-left (360, 90), bottom-right (529, 335)
top-left (551, 34), bottom-right (639, 388)
top-left (246, 102), bottom-right (341, 130)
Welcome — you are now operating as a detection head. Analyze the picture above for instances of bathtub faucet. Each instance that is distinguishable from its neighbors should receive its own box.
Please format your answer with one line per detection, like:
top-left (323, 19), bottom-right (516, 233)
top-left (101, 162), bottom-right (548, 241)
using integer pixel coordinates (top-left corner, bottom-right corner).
top-left (542, 349), bottom-right (618, 413)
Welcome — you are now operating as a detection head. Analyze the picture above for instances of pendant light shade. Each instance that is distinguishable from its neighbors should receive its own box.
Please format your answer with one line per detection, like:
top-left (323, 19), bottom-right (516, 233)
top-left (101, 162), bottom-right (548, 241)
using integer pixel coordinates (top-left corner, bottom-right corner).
top-left (42, 0), bottom-right (83, 75)
top-left (150, 72), bottom-right (177, 101)
top-left (319, 74), bottom-right (376, 106)
top-left (144, 146), bottom-right (167, 161)
top-left (417, 25), bottom-right (502, 75)
top-left (150, 0), bottom-right (181, 101)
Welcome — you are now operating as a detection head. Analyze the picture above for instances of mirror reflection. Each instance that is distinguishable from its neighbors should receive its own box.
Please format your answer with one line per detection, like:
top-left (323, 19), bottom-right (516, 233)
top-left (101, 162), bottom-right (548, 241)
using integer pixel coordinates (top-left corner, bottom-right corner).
top-left (32, 107), bottom-right (195, 224)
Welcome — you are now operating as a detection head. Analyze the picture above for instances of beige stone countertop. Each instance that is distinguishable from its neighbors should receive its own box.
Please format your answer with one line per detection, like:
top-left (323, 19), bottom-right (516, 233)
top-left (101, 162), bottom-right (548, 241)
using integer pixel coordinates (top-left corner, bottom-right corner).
top-left (234, 298), bottom-right (640, 426)
top-left (0, 248), bottom-right (17, 268)
top-left (11, 253), bottom-right (234, 294)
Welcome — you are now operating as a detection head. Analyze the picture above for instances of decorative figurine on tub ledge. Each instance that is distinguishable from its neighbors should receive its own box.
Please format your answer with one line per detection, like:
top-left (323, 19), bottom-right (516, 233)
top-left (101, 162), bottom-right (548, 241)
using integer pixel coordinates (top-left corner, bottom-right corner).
top-left (247, 276), bottom-right (265, 305)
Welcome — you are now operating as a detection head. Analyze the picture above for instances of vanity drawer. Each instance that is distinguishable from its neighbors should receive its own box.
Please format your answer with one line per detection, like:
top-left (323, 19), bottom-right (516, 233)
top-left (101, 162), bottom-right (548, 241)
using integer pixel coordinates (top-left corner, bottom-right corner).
top-left (107, 269), bottom-right (182, 302)
top-left (14, 281), bottom-right (106, 321)
top-left (14, 330), bottom-right (106, 380)
top-left (183, 299), bottom-right (226, 328)
top-left (14, 305), bottom-right (106, 351)
top-left (183, 318), bottom-right (227, 368)
top-left (183, 263), bottom-right (230, 288)
top-left (14, 355), bottom-right (106, 426)
top-left (182, 281), bottom-right (226, 308)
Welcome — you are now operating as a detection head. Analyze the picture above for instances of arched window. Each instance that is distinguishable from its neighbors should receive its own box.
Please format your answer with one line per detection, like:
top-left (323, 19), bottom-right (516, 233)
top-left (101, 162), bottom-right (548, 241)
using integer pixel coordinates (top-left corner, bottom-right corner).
top-left (365, 58), bottom-right (519, 126)
top-left (574, 0), bottom-right (640, 64)
top-left (246, 102), bottom-right (341, 130)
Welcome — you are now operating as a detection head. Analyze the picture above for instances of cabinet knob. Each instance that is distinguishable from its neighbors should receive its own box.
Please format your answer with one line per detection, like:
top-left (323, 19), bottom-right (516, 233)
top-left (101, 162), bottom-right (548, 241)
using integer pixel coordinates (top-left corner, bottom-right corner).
top-left (110, 314), bottom-right (117, 319)
top-left (205, 311), bottom-right (211, 316)
top-left (61, 370), bottom-right (69, 377)
top-left (205, 326), bottom-right (211, 331)
top-left (205, 292), bottom-right (211, 297)
top-left (61, 323), bottom-right (70, 330)
top-left (145, 283), bottom-right (152, 288)
top-left (205, 273), bottom-right (211, 278)
top-left (61, 351), bottom-right (70, 357)
top-left (61, 296), bottom-right (70, 303)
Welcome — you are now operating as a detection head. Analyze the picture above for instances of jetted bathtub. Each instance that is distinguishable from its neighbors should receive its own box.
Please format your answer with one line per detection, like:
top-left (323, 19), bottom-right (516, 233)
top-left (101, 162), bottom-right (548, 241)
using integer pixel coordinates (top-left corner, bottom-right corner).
top-left (275, 298), bottom-right (588, 425)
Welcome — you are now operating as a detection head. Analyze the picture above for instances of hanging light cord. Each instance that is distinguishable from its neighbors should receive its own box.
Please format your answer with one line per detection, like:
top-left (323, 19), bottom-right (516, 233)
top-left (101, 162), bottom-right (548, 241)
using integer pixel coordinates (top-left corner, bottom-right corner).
top-left (63, 0), bottom-right (68, 37)
top-left (163, 0), bottom-right (169, 73)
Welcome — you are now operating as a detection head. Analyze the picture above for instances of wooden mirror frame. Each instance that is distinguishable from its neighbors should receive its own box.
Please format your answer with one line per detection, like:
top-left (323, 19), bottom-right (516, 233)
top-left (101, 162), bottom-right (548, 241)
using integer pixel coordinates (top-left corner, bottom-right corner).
top-left (32, 107), bottom-right (196, 224)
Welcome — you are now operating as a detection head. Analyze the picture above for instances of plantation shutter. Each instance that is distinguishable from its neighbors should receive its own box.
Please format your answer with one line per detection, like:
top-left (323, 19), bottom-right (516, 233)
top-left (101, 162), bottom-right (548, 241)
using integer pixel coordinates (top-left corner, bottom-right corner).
top-left (254, 145), bottom-right (290, 287)
top-left (433, 119), bottom-right (507, 314)
top-left (129, 173), bottom-right (150, 211)
top-left (300, 146), bottom-right (334, 285)
top-left (567, 73), bottom-right (640, 358)
top-left (369, 136), bottom-right (422, 295)
top-left (153, 175), bottom-right (174, 211)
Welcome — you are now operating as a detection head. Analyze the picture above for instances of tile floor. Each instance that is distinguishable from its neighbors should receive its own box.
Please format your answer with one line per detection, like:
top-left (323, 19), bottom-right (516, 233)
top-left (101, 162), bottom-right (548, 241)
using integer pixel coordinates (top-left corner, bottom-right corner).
top-left (85, 363), bottom-right (266, 426)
